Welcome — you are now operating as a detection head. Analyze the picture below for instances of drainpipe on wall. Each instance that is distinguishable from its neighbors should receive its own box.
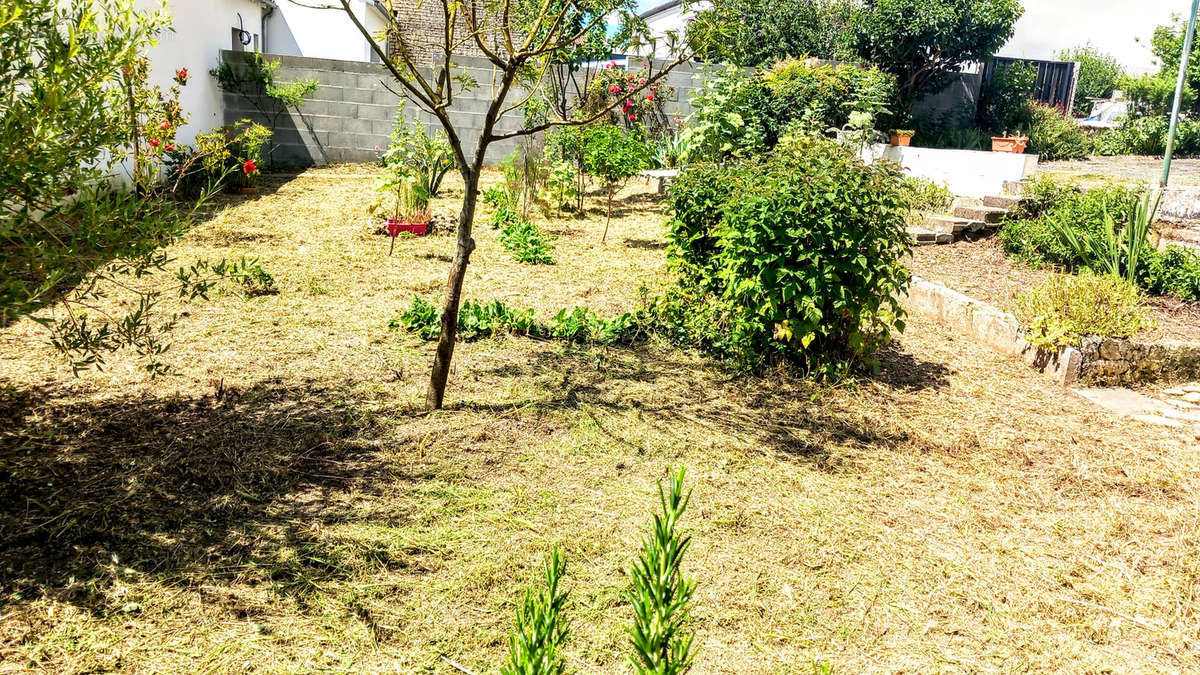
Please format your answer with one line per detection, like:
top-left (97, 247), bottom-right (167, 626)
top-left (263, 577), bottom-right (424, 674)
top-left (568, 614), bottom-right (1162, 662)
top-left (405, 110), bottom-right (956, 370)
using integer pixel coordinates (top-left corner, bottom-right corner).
top-left (260, 0), bottom-right (278, 54)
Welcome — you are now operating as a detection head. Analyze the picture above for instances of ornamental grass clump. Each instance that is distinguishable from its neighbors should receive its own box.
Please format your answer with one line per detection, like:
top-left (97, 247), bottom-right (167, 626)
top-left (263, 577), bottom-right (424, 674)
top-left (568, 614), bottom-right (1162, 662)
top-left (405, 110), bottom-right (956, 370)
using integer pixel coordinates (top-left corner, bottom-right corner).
top-left (662, 136), bottom-right (911, 377)
top-left (1016, 270), bottom-right (1153, 350)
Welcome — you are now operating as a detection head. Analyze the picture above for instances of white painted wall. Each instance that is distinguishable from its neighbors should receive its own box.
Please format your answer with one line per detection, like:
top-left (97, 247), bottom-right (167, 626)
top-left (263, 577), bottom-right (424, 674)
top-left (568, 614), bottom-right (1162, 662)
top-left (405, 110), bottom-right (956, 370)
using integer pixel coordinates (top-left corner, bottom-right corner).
top-left (864, 145), bottom-right (1037, 199)
top-left (265, 0), bottom-right (390, 63)
top-left (638, 1), bottom-right (708, 59)
top-left (138, 0), bottom-right (266, 145)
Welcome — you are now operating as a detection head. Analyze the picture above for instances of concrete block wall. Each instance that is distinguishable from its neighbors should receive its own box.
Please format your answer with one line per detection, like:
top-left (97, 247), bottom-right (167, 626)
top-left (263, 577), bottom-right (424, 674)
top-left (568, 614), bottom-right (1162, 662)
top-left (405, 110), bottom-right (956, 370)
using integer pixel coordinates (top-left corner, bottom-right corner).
top-left (219, 50), bottom-right (707, 167)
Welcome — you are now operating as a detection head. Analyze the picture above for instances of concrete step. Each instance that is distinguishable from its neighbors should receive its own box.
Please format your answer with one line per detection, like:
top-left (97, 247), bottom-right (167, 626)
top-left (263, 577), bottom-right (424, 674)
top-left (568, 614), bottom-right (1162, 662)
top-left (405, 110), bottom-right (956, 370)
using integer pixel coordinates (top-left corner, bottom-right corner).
top-left (923, 216), bottom-right (983, 235)
top-left (982, 195), bottom-right (1022, 210)
top-left (953, 205), bottom-right (1009, 224)
top-left (1002, 180), bottom-right (1029, 197)
top-left (908, 226), bottom-right (952, 245)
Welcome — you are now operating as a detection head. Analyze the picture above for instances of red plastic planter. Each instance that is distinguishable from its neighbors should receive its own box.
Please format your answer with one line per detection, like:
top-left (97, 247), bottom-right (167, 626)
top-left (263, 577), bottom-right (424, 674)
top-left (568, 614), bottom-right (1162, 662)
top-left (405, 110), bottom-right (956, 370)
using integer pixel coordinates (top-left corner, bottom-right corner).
top-left (386, 218), bottom-right (428, 236)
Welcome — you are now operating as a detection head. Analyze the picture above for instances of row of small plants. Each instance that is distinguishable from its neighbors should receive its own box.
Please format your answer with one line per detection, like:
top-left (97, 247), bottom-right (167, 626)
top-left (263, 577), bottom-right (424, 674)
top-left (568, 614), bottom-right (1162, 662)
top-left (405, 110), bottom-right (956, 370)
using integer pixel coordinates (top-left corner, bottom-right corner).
top-left (501, 468), bottom-right (696, 675)
top-left (999, 177), bottom-right (1200, 348)
top-left (394, 297), bottom-right (644, 346)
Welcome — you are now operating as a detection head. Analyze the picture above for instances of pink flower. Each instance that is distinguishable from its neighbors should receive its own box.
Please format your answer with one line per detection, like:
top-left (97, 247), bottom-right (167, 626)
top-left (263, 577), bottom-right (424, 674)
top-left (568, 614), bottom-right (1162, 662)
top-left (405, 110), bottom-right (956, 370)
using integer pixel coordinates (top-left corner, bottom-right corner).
top-left (626, 99), bottom-right (633, 106)
top-left (639, 78), bottom-right (646, 85)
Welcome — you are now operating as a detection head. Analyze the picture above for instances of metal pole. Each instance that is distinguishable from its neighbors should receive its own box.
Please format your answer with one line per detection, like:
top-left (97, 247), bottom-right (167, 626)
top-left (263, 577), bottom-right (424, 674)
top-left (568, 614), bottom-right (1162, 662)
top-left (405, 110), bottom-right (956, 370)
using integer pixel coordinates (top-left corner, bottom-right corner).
top-left (1162, 0), bottom-right (1200, 189)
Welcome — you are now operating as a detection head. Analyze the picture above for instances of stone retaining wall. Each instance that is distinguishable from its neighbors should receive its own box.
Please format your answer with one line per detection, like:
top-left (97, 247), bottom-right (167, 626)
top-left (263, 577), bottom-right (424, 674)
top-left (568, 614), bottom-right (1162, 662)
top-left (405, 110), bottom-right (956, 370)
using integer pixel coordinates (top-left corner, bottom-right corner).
top-left (1078, 337), bottom-right (1200, 384)
top-left (903, 276), bottom-right (1200, 385)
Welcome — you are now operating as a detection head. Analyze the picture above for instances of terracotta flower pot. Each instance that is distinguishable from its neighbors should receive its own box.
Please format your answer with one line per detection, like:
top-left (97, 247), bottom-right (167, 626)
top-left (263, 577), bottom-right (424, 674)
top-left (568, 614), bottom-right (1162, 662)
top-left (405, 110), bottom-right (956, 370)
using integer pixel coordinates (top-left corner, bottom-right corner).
top-left (889, 132), bottom-right (913, 147)
top-left (991, 136), bottom-right (1028, 153)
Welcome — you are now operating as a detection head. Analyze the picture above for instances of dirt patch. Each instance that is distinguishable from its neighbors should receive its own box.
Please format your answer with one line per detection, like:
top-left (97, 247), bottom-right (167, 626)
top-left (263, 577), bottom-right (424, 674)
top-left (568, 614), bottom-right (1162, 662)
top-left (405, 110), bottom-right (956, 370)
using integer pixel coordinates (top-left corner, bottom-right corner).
top-left (909, 236), bottom-right (1200, 343)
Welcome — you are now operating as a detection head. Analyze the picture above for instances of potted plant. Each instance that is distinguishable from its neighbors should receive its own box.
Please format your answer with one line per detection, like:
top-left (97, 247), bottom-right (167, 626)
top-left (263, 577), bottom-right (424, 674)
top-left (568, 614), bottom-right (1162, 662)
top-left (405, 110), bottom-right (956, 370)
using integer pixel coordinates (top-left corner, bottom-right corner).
top-left (991, 131), bottom-right (1029, 153)
top-left (889, 129), bottom-right (915, 146)
top-left (371, 170), bottom-right (431, 241)
top-left (194, 119), bottom-right (271, 194)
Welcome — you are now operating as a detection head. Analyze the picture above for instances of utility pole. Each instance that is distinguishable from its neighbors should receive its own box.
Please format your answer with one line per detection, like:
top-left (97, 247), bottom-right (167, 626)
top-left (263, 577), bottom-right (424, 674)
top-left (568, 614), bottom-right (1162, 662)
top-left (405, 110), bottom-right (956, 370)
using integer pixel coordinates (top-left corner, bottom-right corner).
top-left (1162, 0), bottom-right (1200, 189)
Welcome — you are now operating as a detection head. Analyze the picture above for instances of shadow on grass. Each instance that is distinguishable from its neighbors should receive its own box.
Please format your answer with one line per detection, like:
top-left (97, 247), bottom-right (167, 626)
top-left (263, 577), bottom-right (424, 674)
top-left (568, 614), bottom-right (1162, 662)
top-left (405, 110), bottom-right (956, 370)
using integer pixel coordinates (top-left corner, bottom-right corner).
top-left (0, 379), bottom-right (412, 614)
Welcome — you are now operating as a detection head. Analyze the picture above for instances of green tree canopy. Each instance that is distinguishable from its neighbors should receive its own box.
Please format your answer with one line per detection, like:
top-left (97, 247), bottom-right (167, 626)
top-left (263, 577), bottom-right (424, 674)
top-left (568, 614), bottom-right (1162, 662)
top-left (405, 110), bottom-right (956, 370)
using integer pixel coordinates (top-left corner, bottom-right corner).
top-left (696, 0), bottom-right (857, 66)
top-left (851, 0), bottom-right (1024, 111)
top-left (1058, 45), bottom-right (1126, 117)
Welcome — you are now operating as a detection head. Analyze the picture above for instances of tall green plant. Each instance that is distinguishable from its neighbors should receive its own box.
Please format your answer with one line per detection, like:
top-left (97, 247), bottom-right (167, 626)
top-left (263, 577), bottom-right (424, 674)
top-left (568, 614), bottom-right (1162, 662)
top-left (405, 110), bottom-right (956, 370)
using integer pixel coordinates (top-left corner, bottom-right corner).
top-left (502, 547), bottom-right (570, 675)
top-left (1058, 45), bottom-right (1126, 117)
top-left (382, 105), bottom-right (456, 197)
top-left (626, 467), bottom-right (697, 675)
top-left (1051, 190), bottom-right (1161, 284)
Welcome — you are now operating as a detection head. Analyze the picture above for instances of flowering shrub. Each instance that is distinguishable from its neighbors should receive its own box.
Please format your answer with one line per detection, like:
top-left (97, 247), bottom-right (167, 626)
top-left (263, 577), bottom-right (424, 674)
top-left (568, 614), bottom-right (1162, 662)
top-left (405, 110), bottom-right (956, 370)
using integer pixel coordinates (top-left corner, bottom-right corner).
top-left (584, 63), bottom-right (674, 133)
top-left (194, 120), bottom-right (272, 188)
top-left (662, 136), bottom-right (911, 376)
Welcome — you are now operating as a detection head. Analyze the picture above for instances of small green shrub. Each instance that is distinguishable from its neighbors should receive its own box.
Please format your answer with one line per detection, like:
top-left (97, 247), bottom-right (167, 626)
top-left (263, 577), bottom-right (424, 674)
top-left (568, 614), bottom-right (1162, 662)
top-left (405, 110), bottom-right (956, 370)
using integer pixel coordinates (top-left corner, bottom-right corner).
top-left (999, 179), bottom-right (1141, 268)
top-left (194, 119), bottom-right (272, 188)
top-left (1121, 73), bottom-right (1195, 118)
top-left (1028, 103), bottom-right (1092, 160)
top-left (1016, 271), bottom-right (1153, 349)
top-left (583, 124), bottom-right (650, 239)
top-left (1139, 245), bottom-right (1200, 301)
top-left (498, 217), bottom-right (555, 265)
top-left (1094, 115), bottom-right (1200, 156)
top-left (625, 467), bottom-right (696, 675)
top-left (381, 105), bottom-right (456, 197)
top-left (664, 136), bottom-right (911, 376)
top-left (901, 176), bottom-right (954, 215)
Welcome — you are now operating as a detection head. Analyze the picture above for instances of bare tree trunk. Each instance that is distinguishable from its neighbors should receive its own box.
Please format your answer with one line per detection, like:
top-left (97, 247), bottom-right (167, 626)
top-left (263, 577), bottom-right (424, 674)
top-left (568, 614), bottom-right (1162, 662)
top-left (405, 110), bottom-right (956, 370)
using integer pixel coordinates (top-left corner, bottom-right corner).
top-left (426, 165), bottom-right (479, 409)
top-left (602, 183), bottom-right (613, 242)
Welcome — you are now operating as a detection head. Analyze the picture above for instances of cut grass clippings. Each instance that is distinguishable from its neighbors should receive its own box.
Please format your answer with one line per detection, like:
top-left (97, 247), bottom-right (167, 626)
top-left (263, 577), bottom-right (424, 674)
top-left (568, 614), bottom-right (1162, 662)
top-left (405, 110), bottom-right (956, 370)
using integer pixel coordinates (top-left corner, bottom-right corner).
top-left (1, 166), bottom-right (1198, 673)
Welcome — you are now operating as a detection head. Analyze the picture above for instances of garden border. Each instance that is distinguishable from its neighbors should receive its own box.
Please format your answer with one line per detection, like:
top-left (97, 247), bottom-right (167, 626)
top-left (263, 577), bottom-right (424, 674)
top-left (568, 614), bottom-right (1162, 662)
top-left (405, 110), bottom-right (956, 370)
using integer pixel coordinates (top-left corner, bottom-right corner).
top-left (902, 276), bottom-right (1200, 385)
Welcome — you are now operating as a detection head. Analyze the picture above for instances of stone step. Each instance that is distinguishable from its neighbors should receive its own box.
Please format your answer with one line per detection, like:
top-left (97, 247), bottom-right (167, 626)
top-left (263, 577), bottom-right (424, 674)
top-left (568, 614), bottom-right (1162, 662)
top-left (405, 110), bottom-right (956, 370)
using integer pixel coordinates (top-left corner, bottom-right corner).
top-left (923, 216), bottom-right (984, 235)
top-left (908, 226), bottom-right (952, 245)
top-left (953, 205), bottom-right (1009, 224)
top-left (1002, 180), bottom-right (1029, 197)
top-left (982, 195), bottom-right (1022, 209)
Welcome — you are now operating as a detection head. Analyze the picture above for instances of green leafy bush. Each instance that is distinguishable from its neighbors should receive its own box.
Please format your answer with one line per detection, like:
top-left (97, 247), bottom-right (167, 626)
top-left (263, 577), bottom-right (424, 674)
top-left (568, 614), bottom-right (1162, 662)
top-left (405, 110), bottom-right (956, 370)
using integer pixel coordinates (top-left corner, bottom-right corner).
top-left (679, 60), bottom-right (896, 163)
top-left (194, 119), bottom-right (272, 188)
top-left (381, 105), bottom-right (456, 197)
top-left (1094, 115), bottom-right (1200, 156)
top-left (1016, 271), bottom-right (1152, 349)
top-left (664, 137), bottom-right (911, 376)
top-left (901, 176), bottom-right (954, 215)
top-left (1028, 103), bottom-right (1092, 160)
top-left (999, 179), bottom-right (1140, 268)
top-left (1139, 245), bottom-right (1200, 301)
top-left (498, 217), bottom-right (556, 265)
top-left (583, 124), bottom-right (650, 239)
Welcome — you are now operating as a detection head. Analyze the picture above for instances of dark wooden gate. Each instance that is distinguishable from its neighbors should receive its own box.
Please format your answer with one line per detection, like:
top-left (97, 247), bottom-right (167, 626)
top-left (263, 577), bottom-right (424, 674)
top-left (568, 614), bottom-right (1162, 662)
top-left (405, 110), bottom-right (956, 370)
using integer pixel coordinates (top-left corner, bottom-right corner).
top-left (980, 57), bottom-right (1080, 111)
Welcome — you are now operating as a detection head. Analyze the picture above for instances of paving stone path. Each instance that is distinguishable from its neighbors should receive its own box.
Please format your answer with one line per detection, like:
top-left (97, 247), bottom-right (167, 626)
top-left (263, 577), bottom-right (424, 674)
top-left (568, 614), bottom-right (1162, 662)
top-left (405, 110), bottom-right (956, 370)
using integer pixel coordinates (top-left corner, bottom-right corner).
top-left (1072, 384), bottom-right (1200, 437)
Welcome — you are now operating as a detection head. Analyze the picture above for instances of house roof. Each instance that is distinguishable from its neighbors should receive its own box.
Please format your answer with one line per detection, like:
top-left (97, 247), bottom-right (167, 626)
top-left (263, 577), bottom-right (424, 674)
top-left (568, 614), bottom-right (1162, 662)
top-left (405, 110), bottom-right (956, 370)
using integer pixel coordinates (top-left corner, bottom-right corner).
top-left (639, 0), bottom-right (682, 20)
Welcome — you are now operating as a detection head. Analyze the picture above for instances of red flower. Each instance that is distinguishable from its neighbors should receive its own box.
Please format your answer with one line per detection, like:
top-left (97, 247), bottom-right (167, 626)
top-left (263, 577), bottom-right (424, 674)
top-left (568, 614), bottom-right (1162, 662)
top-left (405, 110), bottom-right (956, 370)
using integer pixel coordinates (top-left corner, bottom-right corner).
top-left (160, 119), bottom-right (171, 130)
top-left (242, 159), bottom-right (258, 175)
top-left (148, 138), bottom-right (160, 148)
top-left (628, 113), bottom-right (636, 120)
top-left (166, 144), bottom-right (175, 152)
top-left (646, 93), bottom-right (655, 101)
top-left (174, 68), bottom-right (188, 85)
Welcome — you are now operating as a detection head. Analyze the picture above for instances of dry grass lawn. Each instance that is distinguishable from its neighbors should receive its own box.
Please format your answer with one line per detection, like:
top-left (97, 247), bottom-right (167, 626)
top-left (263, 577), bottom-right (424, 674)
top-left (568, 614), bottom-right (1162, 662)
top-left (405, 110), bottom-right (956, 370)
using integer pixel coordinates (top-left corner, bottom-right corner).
top-left (2, 166), bottom-right (1200, 673)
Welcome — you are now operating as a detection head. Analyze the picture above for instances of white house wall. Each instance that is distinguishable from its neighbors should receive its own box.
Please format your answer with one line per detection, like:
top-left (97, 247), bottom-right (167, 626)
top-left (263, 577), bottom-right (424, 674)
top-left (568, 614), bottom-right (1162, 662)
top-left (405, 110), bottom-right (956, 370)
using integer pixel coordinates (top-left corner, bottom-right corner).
top-left (265, 1), bottom-right (389, 63)
top-left (138, 0), bottom-right (266, 146)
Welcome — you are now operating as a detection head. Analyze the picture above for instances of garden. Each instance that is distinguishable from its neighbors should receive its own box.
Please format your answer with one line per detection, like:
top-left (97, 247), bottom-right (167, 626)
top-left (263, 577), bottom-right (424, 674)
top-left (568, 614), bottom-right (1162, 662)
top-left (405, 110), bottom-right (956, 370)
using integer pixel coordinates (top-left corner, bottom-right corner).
top-left (4, 0), bottom-right (1200, 672)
